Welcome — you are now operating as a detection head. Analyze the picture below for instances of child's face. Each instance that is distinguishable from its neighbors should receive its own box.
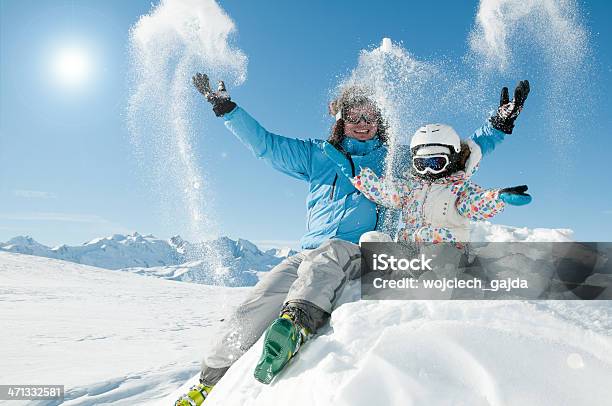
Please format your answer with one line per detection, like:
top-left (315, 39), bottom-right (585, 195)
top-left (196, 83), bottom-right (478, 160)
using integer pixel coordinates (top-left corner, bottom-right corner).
top-left (343, 104), bottom-right (379, 141)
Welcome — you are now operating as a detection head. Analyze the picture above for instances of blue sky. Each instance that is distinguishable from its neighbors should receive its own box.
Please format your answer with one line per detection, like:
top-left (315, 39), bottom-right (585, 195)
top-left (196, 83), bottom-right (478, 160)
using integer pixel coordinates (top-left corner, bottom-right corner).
top-left (1, 0), bottom-right (611, 247)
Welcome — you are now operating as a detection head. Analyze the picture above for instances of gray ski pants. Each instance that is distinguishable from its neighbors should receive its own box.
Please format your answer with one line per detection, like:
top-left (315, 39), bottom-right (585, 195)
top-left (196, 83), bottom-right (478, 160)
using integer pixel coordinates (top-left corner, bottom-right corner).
top-left (200, 238), bottom-right (361, 385)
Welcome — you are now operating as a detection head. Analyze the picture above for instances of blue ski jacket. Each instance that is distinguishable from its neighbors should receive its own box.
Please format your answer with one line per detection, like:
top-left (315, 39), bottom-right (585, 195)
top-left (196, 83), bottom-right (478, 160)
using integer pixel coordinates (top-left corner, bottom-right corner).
top-left (223, 106), bottom-right (505, 249)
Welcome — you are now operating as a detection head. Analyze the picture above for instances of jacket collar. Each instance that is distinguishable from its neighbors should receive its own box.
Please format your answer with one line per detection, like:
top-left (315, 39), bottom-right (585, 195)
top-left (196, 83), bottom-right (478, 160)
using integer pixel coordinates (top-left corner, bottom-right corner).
top-left (341, 137), bottom-right (381, 157)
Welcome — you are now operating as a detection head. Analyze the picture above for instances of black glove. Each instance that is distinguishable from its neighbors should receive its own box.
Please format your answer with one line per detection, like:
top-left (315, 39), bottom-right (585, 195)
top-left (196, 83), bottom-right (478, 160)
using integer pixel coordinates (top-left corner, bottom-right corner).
top-left (192, 72), bottom-right (237, 117)
top-left (490, 80), bottom-right (530, 134)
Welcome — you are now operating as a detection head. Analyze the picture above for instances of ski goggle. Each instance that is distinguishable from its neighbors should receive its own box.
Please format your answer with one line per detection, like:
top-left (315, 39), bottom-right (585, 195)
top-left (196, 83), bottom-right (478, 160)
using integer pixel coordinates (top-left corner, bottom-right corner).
top-left (343, 106), bottom-right (380, 124)
top-left (412, 154), bottom-right (450, 174)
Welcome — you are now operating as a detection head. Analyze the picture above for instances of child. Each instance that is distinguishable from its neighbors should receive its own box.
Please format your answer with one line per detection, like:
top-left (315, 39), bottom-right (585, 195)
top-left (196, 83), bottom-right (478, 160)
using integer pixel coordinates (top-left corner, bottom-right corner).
top-left (324, 123), bottom-right (532, 244)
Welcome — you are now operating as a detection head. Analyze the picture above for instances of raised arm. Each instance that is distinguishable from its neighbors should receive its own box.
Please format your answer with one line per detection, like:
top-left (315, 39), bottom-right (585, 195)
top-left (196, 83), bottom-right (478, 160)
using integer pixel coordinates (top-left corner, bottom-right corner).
top-left (193, 73), bottom-right (312, 181)
top-left (455, 182), bottom-right (505, 221)
top-left (456, 182), bottom-right (532, 221)
top-left (469, 123), bottom-right (506, 157)
top-left (469, 80), bottom-right (531, 156)
top-left (223, 107), bottom-right (312, 180)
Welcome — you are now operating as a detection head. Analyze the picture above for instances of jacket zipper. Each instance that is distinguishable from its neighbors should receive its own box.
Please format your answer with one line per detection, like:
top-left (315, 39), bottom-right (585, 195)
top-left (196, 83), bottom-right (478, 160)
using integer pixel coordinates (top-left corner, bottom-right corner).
top-left (329, 174), bottom-right (338, 201)
top-left (347, 155), bottom-right (356, 177)
top-left (374, 207), bottom-right (380, 229)
top-left (329, 153), bottom-right (356, 201)
top-left (348, 155), bottom-right (361, 194)
top-left (422, 183), bottom-right (432, 225)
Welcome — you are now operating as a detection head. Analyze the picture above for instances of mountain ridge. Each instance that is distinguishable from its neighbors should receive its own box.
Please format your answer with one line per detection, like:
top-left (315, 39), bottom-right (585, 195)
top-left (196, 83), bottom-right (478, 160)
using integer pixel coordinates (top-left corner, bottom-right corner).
top-left (0, 232), bottom-right (298, 286)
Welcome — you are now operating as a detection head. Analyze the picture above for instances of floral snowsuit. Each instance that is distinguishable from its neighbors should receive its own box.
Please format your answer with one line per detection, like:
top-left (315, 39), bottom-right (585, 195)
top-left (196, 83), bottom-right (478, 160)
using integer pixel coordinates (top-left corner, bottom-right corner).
top-left (351, 167), bottom-right (505, 243)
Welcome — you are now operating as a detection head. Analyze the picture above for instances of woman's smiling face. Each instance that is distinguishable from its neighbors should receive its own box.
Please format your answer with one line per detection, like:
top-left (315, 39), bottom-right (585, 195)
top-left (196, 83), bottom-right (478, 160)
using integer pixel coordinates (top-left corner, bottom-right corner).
top-left (343, 103), bottom-right (379, 141)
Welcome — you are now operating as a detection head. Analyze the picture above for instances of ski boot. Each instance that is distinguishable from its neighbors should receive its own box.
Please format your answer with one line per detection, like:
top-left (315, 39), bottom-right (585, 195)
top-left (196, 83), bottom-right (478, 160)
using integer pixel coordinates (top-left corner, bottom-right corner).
top-left (175, 383), bottom-right (213, 406)
top-left (253, 313), bottom-right (310, 384)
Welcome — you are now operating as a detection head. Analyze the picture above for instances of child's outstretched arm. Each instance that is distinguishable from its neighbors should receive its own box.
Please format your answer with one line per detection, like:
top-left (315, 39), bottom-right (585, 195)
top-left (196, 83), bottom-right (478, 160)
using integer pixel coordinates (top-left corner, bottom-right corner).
top-left (322, 142), bottom-right (407, 209)
top-left (352, 167), bottom-right (407, 209)
top-left (456, 182), bottom-right (532, 221)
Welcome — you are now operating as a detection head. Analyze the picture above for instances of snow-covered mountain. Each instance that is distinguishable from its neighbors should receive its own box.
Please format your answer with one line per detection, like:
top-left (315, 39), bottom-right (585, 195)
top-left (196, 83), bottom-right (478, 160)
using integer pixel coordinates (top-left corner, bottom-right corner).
top-left (122, 237), bottom-right (299, 287)
top-left (0, 232), bottom-right (182, 268)
top-left (0, 233), bottom-right (297, 286)
top-left (0, 235), bottom-right (55, 257)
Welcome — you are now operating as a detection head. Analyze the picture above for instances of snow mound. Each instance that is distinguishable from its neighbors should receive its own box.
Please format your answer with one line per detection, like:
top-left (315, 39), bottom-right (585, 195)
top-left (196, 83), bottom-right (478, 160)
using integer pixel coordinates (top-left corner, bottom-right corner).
top-left (186, 286), bottom-right (612, 406)
top-left (470, 221), bottom-right (574, 242)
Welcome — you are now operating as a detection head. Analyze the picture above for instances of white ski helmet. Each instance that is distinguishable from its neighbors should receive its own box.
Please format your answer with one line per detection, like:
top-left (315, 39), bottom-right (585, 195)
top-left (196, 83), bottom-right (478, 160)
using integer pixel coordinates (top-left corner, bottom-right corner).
top-left (410, 124), bottom-right (461, 155)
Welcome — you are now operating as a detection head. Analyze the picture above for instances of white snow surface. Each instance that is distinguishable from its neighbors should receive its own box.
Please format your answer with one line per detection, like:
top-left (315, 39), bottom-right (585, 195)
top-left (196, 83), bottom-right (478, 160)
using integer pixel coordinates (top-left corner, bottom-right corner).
top-left (0, 251), bottom-right (248, 405)
top-left (162, 282), bottom-right (612, 406)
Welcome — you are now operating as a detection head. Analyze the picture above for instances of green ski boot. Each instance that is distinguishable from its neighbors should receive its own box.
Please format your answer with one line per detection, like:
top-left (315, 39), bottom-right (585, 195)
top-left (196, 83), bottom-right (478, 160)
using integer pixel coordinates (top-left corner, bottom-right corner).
top-left (253, 313), bottom-right (309, 384)
top-left (175, 383), bottom-right (213, 406)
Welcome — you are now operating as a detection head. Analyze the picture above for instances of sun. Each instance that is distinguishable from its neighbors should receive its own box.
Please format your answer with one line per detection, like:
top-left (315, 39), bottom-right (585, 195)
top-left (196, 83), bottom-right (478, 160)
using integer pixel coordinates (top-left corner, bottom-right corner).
top-left (52, 46), bottom-right (92, 87)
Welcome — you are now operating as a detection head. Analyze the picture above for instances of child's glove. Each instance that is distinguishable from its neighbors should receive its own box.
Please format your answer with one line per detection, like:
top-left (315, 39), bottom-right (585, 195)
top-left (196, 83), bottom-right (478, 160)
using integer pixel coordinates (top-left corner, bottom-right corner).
top-left (490, 80), bottom-right (530, 134)
top-left (499, 185), bottom-right (532, 206)
top-left (322, 142), bottom-right (355, 179)
top-left (192, 72), bottom-right (237, 117)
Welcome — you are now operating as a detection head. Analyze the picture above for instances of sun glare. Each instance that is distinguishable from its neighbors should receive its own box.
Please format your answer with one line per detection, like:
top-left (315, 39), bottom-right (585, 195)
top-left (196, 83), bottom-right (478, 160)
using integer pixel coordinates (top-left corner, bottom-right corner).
top-left (53, 47), bottom-right (92, 87)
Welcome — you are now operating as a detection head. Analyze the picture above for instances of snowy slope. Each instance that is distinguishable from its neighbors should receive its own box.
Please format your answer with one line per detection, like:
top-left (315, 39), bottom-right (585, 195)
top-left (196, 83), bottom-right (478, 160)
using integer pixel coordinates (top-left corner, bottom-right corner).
top-left (0, 251), bottom-right (248, 405)
top-left (2, 248), bottom-right (611, 406)
top-left (0, 234), bottom-right (297, 286)
top-left (165, 283), bottom-right (612, 406)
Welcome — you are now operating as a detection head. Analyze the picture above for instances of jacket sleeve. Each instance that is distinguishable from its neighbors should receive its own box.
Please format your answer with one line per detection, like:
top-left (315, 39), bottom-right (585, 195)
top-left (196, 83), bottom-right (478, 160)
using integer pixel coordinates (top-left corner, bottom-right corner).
top-left (455, 181), bottom-right (506, 220)
top-left (469, 122), bottom-right (507, 157)
top-left (351, 167), bottom-right (408, 209)
top-left (223, 106), bottom-right (312, 181)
